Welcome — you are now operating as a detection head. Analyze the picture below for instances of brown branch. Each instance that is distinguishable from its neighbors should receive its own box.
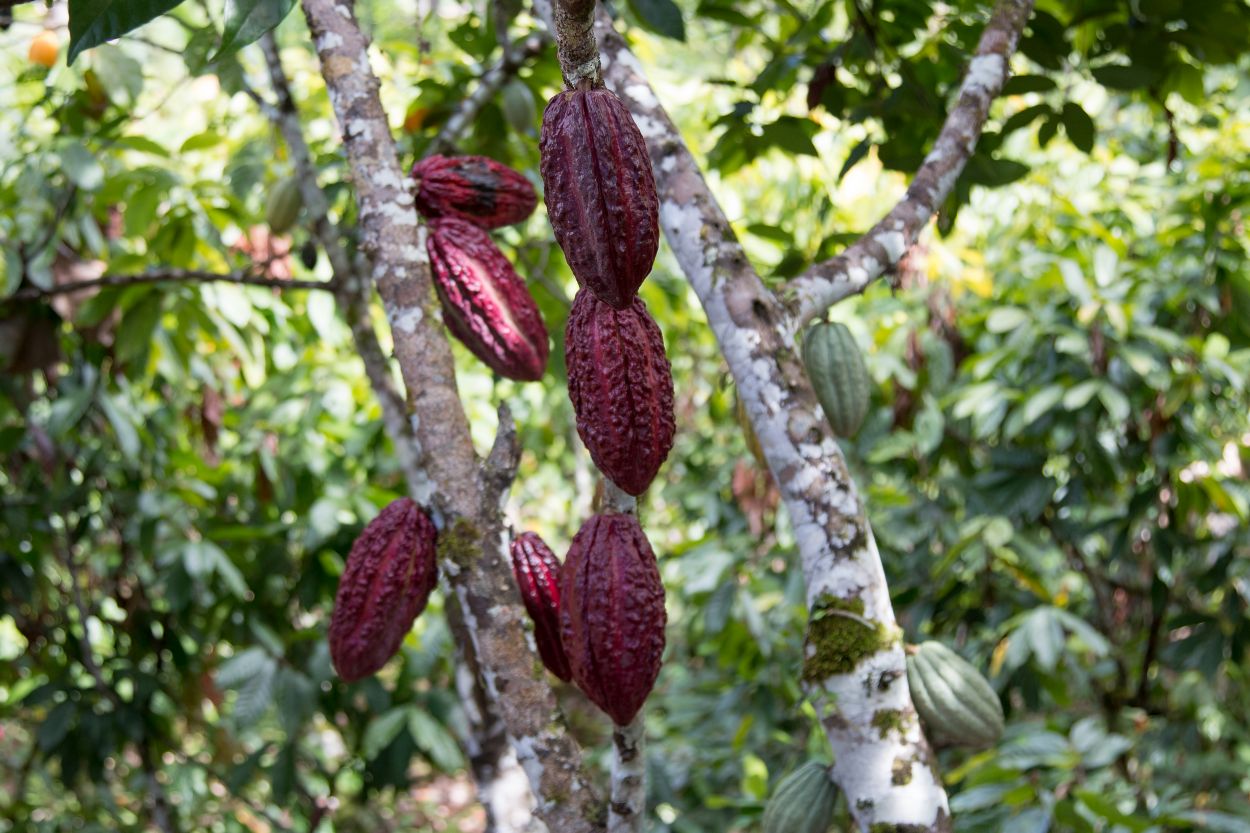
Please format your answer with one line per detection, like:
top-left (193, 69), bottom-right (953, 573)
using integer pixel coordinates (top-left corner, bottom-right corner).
top-left (9, 269), bottom-right (333, 301)
top-left (298, 2), bottom-right (603, 829)
top-left (552, 0), bottom-right (600, 88)
top-left (785, 0), bottom-right (1034, 328)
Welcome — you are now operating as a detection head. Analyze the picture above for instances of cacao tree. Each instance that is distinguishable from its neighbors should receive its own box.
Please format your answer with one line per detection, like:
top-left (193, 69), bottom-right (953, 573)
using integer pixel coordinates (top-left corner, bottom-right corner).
top-left (2, 0), bottom-right (1249, 832)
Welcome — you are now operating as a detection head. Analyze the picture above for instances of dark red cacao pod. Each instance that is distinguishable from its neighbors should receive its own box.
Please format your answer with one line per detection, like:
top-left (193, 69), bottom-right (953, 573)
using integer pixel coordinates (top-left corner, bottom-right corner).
top-left (410, 154), bottom-right (538, 229)
top-left (539, 88), bottom-right (659, 309)
top-left (329, 498), bottom-right (438, 682)
top-left (509, 532), bottom-right (572, 682)
top-left (565, 289), bottom-right (675, 495)
top-left (427, 217), bottom-right (549, 382)
top-left (559, 513), bottom-right (666, 725)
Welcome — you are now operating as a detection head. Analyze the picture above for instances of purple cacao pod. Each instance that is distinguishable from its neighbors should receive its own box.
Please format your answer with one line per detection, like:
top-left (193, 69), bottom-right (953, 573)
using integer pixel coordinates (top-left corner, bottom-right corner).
top-left (565, 289), bottom-right (675, 495)
top-left (539, 88), bottom-right (659, 309)
top-left (509, 532), bottom-right (572, 682)
top-left (411, 154), bottom-right (538, 229)
top-left (329, 498), bottom-right (438, 682)
top-left (427, 217), bottom-right (550, 381)
top-left (559, 513), bottom-right (666, 725)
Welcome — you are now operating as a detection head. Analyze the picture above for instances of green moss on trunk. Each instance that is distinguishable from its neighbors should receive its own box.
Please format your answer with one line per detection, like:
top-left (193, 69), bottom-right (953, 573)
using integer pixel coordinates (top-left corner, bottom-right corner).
top-left (801, 595), bottom-right (898, 682)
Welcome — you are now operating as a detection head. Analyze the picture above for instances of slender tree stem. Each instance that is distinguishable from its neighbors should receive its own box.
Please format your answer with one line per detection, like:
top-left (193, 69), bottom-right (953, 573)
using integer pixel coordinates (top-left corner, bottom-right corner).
top-left (609, 716), bottom-right (646, 833)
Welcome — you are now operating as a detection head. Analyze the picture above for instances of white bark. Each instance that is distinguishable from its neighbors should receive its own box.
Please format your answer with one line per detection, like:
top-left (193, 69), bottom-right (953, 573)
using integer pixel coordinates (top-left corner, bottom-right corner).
top-left (608, 717), bottom-right (646, 833)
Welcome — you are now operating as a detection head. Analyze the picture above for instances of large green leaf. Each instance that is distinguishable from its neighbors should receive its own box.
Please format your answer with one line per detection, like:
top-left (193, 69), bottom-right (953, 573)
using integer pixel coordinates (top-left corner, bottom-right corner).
top-left (628, 0), bottom-right (686, 41)
top-left (213, 0), bottom-right (297, 60)
top-left (68, 0), bottom-right (188, 64)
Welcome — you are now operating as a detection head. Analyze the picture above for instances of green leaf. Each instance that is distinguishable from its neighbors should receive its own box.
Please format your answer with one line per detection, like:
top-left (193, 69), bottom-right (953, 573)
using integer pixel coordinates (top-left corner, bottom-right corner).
top-left (627, 0), bottom-right (686, 41)
top-left (214, 0), bottom-right (296, 60)
top-left (60, 143), bottom-right (105, 191)
top-left (407, 709), bottom-right (465, 773)
top-left (1061, 102), bottom-right (1095, 153)
top-left (363, 708), bottom-right (411, 760)
top-left (1002, 75), bottom-right (1057, 94)
top-left (68, 0), bottom-right (189, 64)
top-left (1091, 63), bottom-right (1157, 91)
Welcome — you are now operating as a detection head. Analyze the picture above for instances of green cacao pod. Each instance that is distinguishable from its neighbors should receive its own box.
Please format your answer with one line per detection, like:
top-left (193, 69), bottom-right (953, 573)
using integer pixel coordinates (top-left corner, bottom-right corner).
top-left (802, 321), bottom-right (870, 437)
top-left (266, 177), bottom-right (303, 235)
top-left (762, 761), bottom-right (837, 833)
top-left (906, 641), bottom-right (1004, 749)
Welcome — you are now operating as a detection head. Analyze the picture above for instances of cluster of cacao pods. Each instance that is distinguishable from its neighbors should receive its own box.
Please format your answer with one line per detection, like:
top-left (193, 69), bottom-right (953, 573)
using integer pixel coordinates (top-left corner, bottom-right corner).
top-left (509, 515), bottom-right (666, 727)
top-left (329, 498), bottom-right (439, 682)
top-left (907, 640), bottom-right (1004, 749)
top-left (540, 83), bottom-right (674, 497)
top-left (411, 154), bottom-right (550, 381)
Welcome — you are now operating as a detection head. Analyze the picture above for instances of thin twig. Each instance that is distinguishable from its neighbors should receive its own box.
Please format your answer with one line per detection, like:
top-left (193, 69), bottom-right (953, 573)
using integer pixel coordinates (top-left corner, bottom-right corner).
top-left (427, 32), bottom-right (549, 156)
top-left (9, 268), bottom-right (334, 301)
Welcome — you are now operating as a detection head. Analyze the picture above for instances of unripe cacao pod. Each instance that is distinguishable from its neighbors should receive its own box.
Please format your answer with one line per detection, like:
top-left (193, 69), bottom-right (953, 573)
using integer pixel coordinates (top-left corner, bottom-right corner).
top-left (560, 513), bottom-right (666, 726)
top-left (906, 641), bottom-right (1004, 749)
top-left (802, 321), bottom-right (870, 437)
top-left (762, 761), bottom-right (837, 833)
top-left (509, 532), bottom-right (572, 682)
top-left (329, 498), bottom-right (438, 682)
top-left (266, 177), bottom-right (303, 235)
top-left (427, 217), bottom-right (549, 381)
top-left (410, 154), bottom-right (538, 229)
top-left (539, 88), bottom-right (659, 309)
top-left (565, 289), bottom-right (675, 495)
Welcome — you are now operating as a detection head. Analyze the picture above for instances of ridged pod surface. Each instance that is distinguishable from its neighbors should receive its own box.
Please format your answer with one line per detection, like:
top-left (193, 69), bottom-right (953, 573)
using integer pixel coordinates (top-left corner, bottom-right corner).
top-left (761, 761), bottom-right (838, 833)
top-left (565, 289), bottom-right (674, 495)
top-left (539, 87), bottom-right (659, 309)
top-left (907, 641), bottom-right (1005, 749)
top-left (802, 321), bottom-right (871, 437)
top-left (559, 513), bottom-right (666, 726)
top-left (410, 154), bottom-right (537, 229)
top-left (509, 532), bottom-right (572, 682)
top-left (427, 217), bottom-right (549, 381)
top-left (329, 498), bottom-right (438, 682)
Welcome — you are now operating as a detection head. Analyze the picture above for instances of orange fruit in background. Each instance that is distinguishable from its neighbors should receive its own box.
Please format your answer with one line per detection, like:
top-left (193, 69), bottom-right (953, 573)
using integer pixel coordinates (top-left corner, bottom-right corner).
top-left (403, 106), bottom-right (430, 133)
top-left (28, 31), bottom-right (59, 68)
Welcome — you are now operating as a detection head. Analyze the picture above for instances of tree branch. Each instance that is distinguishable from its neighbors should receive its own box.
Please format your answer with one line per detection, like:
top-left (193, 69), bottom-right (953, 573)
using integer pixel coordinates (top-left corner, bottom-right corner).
top-left (551, 0), bottom-right (600, 88)
top-left (8, 268), bottom-right (333, 301)
top-left (427, 31), bottom-right (549, 156)
top-left (784, 0), bottom-right (1034, 328)
top-left (297, 2), bottom-right (603, 829)
top-left (257, 31), bottom-right (430, 501)
top-left (609, 716), bottom-right (646, 833)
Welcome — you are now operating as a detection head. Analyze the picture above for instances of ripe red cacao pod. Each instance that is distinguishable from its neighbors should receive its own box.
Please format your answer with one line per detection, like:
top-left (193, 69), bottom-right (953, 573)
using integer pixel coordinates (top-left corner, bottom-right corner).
top-left (509, 532), bottom-right (572, 682)
top-left (539, 88), bottom-right (659, 309)
top-left (427, 217), bottom-right (549, 381)
top-left (410, 154), bottom-right (538, 229)
top-left (329, 498), bottom-right (438, 682)
top-left (565, 289), bottom-right (675, 495)
top-left (559, 513), bottom-right (666, 725)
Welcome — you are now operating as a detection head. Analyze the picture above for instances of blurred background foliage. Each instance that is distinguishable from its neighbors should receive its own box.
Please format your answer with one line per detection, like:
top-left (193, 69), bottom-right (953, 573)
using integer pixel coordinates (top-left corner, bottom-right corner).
top-left (1, 0), bottom-right (1249, 831)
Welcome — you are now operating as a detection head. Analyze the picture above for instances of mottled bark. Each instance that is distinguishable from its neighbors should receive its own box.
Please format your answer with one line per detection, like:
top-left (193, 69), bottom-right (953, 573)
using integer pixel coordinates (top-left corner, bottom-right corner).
top-left (298, 1), bottom-right (603, 829)
top-left (608, 716), bottom-right (645, 833)
top-left (552, 0), bottom-right (600, 87)
top-left (530, 0), bottom-right (1031, 827)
